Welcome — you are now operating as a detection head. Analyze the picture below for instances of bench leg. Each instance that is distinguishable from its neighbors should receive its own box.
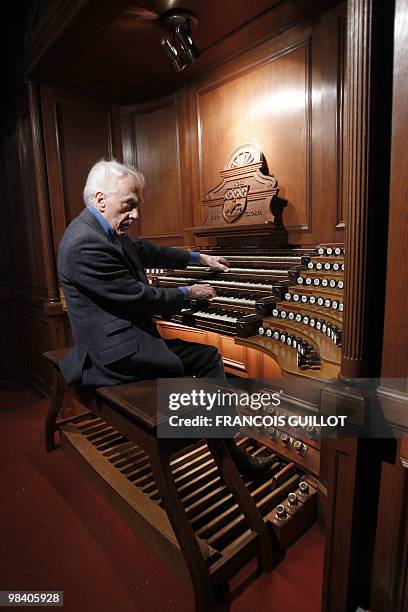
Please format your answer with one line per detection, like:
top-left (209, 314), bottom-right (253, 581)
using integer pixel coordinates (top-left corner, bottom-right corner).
top-left (149, 440), bottom-right (217, 612)
top-left (45, 372), bottom-right (65, 452)
top-left (206, 438), bottom-right (279, 572)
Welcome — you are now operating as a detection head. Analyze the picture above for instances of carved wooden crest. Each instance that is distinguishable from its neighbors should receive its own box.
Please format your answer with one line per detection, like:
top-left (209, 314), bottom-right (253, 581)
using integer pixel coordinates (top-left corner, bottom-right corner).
top-left (199, 144), bottom-right (285, 229)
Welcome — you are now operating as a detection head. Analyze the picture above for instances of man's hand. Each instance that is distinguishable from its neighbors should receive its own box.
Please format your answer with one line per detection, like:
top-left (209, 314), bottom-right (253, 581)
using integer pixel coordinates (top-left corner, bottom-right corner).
top-left (188, 284), bottom-right (217, 300)
top-left (199, 253), bottom-right (229, 272)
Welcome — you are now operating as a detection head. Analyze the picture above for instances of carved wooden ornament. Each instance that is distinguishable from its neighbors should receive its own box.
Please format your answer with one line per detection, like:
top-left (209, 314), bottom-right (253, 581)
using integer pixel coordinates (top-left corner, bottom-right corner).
top-left (202, 144), bottom-right (284, 228)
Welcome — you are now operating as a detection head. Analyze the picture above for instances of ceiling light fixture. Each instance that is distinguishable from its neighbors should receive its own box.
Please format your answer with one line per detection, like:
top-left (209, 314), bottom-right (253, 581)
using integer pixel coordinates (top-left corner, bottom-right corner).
top-left (160, 8), bottom-right (201, 72)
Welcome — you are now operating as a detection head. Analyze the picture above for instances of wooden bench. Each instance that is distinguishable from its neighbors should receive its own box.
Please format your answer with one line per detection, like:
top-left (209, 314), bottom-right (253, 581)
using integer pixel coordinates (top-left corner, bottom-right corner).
top-left (44, 348), bottom-right (280, 611)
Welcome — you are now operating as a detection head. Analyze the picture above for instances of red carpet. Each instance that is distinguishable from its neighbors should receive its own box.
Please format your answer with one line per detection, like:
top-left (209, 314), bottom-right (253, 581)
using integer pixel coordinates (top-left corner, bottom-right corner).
top-left (0, 388), bottom-right (324, 611)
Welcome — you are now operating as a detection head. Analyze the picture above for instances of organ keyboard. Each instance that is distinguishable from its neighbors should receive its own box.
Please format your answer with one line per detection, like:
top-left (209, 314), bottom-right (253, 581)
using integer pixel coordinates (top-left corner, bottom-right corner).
top-left (149, 244), bottom-right (344, 378)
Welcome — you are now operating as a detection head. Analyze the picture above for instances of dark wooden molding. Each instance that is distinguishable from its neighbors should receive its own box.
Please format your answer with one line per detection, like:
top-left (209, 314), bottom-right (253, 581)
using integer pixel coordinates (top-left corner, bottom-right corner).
top-left (341, 0), bottom-right (394, 378)
top-left (27, 81), bottom-right (60, 303)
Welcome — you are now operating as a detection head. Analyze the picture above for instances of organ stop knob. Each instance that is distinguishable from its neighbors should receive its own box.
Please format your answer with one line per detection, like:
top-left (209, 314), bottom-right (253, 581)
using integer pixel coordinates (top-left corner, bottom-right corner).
top-left (280, 433), bottom-right (292, 445)
top-left (287, 492), bottom-right (299, 506)
top-left (276, 504), bottom-right (287, 519)
top-left (294, 440), bottom-right (307, 455)
top-left (299, 481), bottom-right (310, 495)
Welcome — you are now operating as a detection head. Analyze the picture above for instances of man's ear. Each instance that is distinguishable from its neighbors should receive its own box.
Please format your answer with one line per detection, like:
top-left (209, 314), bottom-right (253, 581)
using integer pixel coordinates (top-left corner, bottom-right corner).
top-left (94, 191), bottom-right (106, 212)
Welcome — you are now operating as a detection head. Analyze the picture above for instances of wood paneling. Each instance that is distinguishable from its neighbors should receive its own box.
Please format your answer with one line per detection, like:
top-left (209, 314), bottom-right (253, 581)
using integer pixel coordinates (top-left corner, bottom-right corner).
top-left (185, 11), bottom-right (346, 246)
top-left (5, 118), bottom-right (47, 290)
top-left (122, 96), bottom-right (186, 244)
top-left (341, 0), bottom-right (394, 378)
top-left (156, 321), bottom-right (282, 378)
top-left (190, 26), bottom-right (312, 236)
top-left (381, 0), bottom-right (408, 382)
top-left (322, 437), bottom-right (385, 612)
top-left (371, 458), bottom-right (408, 612)
top-left (27, 82), bottom-right (60, 304)
top-left (0, 163), bottom-right (14, 278)
top-left (41, 85), bottom-right (122, 251)
top-left (118, 7), bottom-right (346, 248)
top-left (372, 2), bottom-right (408, 610)
top-left (3, 127), bottom-right (22, 278)
top-left (318, 6), bottom-right (347, 241)
top-left (21, 303), bottom-right (66, 393)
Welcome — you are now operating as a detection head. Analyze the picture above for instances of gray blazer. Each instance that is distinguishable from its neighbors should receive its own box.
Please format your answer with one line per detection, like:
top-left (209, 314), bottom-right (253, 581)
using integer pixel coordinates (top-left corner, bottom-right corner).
top-left (58, 208), bottom-right (190, 386)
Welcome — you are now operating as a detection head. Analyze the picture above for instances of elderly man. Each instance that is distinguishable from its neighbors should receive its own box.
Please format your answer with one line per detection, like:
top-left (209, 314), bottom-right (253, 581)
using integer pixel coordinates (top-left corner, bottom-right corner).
top-left (58, 159), bottom-right (273, 474)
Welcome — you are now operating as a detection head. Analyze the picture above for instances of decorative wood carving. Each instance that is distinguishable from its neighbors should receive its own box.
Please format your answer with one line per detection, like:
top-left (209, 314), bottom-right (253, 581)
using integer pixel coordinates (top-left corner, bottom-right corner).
top-left (194, 144), bottom-right (287, 246)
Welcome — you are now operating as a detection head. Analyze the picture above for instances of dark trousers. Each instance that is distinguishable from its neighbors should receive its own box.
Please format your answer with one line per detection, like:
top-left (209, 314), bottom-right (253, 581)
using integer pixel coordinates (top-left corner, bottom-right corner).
top-left (167, 339), bottom-right (240, 440)
top-left (165, 338), bottom-right (226, 379)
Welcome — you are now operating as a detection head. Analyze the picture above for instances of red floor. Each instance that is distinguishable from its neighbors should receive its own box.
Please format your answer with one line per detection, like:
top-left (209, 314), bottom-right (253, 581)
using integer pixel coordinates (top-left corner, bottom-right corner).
top-left (0, 387), bottom-right (324, 612)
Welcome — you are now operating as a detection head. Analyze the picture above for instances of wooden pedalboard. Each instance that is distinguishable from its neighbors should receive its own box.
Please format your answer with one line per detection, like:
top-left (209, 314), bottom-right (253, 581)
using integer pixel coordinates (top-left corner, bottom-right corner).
top-left (60, 415), bottom-right (317, 594)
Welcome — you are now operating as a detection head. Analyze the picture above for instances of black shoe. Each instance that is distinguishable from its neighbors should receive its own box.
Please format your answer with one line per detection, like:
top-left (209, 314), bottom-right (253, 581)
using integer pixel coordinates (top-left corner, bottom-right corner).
top-left (225, 440), bottom-right (275, 477)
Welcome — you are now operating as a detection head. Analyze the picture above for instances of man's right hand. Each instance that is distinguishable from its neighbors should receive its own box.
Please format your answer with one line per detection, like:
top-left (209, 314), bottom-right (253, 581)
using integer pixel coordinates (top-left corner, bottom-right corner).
top-left (188, 284), bottom-right (217, 300)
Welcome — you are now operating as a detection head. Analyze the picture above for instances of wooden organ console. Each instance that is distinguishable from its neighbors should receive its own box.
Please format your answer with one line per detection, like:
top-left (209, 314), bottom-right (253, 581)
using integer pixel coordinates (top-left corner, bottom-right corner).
top-left (141, 145), bottom-right (345, 590)
top-left (50, 145), bottom-right (344, 609)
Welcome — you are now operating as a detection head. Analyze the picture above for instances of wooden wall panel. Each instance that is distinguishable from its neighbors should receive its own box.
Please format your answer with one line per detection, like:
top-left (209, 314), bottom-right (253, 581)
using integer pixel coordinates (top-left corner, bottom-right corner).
top-left (372, 2), bottom-right (408, 609)
top-left (0, 132), bottom-right (23, 381)
top-left (318, 6), bottom-right (347, 242)
top-left (121, 94), bottom-right (189, 246)
top-left (41, 86), bottom-right (123, 252)
top-left (190, 28), bottom-right (312, 235)
top-left (371, 459), bottom-right (408, 612)
top-left (5, 120), bottom-right (47, 290)
top-left (118, 7), bottom-right (345, 248)
top-left (186, 8), bottom-right (345, 246)
top-left (381, 0), bottom-right (408, 382)
top-left (4, 128), bottom-right (22, 278)
top-left (133, 101), bottom-right (182, 239)
top-left (0, 160), bottom-right (14, 279)
top-left (20, 303), bottom-right (66, 393)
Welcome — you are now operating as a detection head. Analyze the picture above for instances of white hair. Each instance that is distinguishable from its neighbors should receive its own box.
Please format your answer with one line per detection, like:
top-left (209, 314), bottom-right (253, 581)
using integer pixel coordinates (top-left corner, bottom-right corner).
top-left (83, 159), bottom-right (145, 208)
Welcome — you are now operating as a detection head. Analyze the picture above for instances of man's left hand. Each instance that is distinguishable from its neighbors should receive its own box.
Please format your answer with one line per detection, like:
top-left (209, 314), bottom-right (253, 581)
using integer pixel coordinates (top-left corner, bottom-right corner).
top-left (199, 253), bottom-right (229, 272)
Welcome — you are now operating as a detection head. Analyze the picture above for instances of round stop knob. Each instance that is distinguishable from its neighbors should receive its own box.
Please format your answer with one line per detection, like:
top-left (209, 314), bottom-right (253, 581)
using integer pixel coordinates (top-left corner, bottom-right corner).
top-left (294, 440), bottom-right (306, 455)
top-left (299, 481), bottom-right (309, 494)
top-left (280, 433), bottom-right (291, 445)
top-left (276, 504), bottom-right (287, 518)
top-left (288, 492), bottom-right (298, 506)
